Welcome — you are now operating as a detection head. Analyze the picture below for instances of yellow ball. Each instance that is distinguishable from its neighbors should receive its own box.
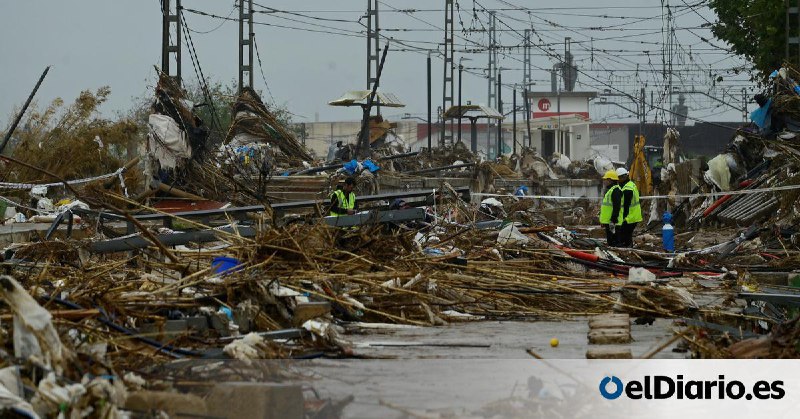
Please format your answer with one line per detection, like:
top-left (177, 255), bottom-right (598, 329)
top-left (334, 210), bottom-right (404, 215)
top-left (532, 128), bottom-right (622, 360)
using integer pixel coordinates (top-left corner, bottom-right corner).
top-left (550, 338), bottom-right (559, 347)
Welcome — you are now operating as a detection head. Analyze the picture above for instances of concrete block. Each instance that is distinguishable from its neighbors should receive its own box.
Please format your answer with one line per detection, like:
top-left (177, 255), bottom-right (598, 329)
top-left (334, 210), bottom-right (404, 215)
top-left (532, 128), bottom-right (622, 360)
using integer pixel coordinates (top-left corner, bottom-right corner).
top-left (589, 314), bottom-right (630, 331)
top-left (586, 346), bottom-right (632, 359)
top-left (590, 314), bottom-right (630, 321)
top-left (588, 329), bottom-right (632, 345)
top-left (206, 382), bottom-right (304, 419)
top-left (292, 302), bottom-right (331, 326)
top-left (208, 313), bottom-right (232, 337)
top-left (185, 316), bottom-right (209, 332)
top-left (233, 303), bottom-right (260, 334)
top-left (125, 390), bottom-right (208, 417)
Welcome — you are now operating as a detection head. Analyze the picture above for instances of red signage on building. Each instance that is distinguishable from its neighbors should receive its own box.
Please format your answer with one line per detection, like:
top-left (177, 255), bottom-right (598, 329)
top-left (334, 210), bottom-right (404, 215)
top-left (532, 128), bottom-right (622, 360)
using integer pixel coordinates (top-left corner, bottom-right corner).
top-left (537, 98), bottom-right (551, 112)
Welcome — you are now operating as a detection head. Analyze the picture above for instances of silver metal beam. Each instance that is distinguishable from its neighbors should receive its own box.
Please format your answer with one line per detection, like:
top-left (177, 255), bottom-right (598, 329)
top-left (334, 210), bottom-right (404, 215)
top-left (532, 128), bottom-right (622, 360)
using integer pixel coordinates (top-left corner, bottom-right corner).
top-left (324, 208), bottom-right (425, 227)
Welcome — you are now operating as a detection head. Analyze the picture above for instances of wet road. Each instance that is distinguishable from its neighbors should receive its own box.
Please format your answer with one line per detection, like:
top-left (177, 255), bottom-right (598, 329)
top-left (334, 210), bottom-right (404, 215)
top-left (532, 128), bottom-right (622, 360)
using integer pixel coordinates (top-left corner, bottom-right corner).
top-left (298, 318), bottom-right (689, 418)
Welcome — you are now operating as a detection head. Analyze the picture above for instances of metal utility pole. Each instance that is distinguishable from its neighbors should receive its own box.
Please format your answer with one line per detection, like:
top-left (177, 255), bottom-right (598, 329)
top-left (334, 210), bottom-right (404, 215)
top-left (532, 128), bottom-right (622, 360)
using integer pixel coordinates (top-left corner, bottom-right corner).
top-left (512, 85), bottom-right (517, 155)
top-left (486, 12), bottom-right (497, 108)
top-left (487, 12), bottom-right (498, 109)
top-left (470, 116), bottom-right (479, 153)
top-left (523, 29), bottom-right (531, 88)
top-left (161, 0), bottom-right (182, 85)
top-left (427, 52), bottom-right (432, 150)
top-left (458, 61), bottom-right (463, 144)
top-left (238, 0), bottom-right (254, 93)
top-left (367, 0), bottom-right (380, 114)
top-left (664, 5), bottom-right (675, 125)
top-left (523, 88), bottom-right (532, 149)
top-left (741, 87), bottom-right (748, 123)
top-left (640, 87), bottom-right (646, 135)
top-left (496, 70), bottom-right (503, 159)
top-left (522, 30), bottom-right (531, 151)
top-left (563, 37), bottom-right (572, 92)
top-left (487, 11), bottom-right (497, 155)
top-left (358, 44), bottom-right (390, 158)
top-left (788, 2), bottom-right (800, 67)
top-left (557, 38), bottom-right (566, 152)
top-left (442, 0), bottom-right (455, 146)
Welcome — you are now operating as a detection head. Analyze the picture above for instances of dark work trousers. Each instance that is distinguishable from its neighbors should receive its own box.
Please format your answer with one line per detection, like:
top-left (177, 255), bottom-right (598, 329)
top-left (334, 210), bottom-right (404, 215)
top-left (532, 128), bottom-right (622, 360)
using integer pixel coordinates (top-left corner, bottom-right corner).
top-left (604, 224), bottom-right (617, 247)
top-left (617, 222), bottom-right (637, 247)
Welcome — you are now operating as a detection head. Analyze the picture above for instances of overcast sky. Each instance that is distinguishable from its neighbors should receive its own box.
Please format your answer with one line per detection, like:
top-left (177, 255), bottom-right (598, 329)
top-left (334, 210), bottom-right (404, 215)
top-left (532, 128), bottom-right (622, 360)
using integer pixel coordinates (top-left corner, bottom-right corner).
top-left (1, 1), bottom-right (751, 127)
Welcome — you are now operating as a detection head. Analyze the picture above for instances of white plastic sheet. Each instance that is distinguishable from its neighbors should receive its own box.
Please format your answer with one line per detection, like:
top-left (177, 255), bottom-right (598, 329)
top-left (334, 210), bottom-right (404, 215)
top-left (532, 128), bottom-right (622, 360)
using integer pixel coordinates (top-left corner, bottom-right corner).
top-left (593, 155), bottom-right (614, 176)
top-left (31, 373), bottom-right (86, 417)
top-left (0, 381), bottom-right (37, 418)
top-left (148, 114), bottom-right (191, 169)
top-left (705, 154), bottom-right (732, 191)
top-left (628, 267), bottom-right (656, 284)
top-left (0, 276), bottom-right (67, 370)
top-left (223, 333), bottom-right (267, 362)
top-left (497, 223), bottom-right (530, 246)
top-left (551, 152), bottom-right (572, 171)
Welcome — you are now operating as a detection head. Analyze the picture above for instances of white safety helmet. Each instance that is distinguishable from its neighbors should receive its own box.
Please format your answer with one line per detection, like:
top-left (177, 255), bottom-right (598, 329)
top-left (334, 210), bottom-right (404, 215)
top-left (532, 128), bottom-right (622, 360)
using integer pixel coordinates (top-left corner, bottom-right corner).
top-left (615, 167), bottom-right (629, 177)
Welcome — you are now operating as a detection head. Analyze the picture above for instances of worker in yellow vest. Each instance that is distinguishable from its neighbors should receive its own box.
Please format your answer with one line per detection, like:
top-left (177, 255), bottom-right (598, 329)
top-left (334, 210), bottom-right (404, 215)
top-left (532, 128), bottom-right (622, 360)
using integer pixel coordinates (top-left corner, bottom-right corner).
top-left (599, 170), bottom-right (622, 247)
top-left (329, 177), bottom-right (357, 216)
top-left (614, 167), bottom-right (643, 247)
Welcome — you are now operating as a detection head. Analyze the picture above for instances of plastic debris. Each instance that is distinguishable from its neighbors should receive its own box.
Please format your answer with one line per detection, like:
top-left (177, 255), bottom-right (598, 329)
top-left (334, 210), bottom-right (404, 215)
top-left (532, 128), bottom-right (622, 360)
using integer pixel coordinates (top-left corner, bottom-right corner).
top-left (0, 276), bottom-right (67, 371)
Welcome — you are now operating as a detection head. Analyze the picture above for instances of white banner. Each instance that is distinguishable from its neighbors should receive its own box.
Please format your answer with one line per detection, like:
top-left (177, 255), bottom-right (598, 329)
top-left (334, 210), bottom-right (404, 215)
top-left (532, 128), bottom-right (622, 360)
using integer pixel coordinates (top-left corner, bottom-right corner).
top-left (171, 359), bottom-right (800, 418)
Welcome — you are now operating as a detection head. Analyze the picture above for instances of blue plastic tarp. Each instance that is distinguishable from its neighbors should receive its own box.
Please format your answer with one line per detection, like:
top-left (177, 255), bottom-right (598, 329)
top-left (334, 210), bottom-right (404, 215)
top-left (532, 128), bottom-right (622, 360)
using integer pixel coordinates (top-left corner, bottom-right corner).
top-left (749, 99), bottom-right (772, 129)
top-left (343, 159), bottom-right (359, 175)
top-left (363, 159), bottom-right (380, 173)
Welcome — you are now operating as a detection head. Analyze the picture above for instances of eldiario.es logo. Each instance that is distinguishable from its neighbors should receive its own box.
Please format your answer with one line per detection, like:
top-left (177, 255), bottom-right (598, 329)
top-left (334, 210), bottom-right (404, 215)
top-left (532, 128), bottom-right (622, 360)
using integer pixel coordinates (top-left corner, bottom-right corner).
top-left (599, 375), bottom-right (785, 401)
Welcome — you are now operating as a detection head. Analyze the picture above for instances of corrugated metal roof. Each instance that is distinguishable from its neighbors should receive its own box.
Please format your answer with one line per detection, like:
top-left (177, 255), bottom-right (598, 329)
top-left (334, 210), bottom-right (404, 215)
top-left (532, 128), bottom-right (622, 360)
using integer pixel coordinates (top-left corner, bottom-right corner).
top-left (442, 104), bottom-right (504, 120)
top-left (328, 90), bottom-right (405, 107)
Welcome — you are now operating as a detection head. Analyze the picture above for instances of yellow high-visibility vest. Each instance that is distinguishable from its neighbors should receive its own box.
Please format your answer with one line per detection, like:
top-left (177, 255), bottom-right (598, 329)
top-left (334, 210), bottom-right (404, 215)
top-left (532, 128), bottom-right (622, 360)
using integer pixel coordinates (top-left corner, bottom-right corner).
top-left (599, 185), bottom-right (620, 224)
top-left (620, 181), bottom-right (643, 224)
top-left (330, 189), bottom-right (355, 217)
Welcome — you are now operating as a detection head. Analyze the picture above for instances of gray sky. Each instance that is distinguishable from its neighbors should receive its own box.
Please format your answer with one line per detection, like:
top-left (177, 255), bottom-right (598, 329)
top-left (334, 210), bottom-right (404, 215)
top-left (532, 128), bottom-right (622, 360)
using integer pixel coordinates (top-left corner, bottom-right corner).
top-left (1, 1), bottom-right (750, 126)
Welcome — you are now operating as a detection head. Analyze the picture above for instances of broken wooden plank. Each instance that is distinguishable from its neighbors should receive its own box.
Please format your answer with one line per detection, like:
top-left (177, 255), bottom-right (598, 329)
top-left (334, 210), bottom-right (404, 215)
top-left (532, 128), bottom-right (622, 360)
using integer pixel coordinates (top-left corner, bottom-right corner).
top-left (292, 302), bottom-right (332, 326)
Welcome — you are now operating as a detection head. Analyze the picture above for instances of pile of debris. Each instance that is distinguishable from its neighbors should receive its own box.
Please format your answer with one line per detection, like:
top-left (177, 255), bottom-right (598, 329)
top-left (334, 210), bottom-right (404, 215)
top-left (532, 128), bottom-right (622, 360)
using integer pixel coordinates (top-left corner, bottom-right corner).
top-left (220, 87), bottom-right (312, 171)
top-left (380, 141), bottom-right (477, 175)
top-left (11, 58), bottom-right (800, 417)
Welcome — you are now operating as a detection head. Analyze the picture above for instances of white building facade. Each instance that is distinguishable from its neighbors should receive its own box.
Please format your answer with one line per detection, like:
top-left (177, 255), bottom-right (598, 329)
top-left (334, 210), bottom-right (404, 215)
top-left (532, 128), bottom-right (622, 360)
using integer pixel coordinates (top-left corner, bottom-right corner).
top-left (524, 91), bottom-right (596, 161)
